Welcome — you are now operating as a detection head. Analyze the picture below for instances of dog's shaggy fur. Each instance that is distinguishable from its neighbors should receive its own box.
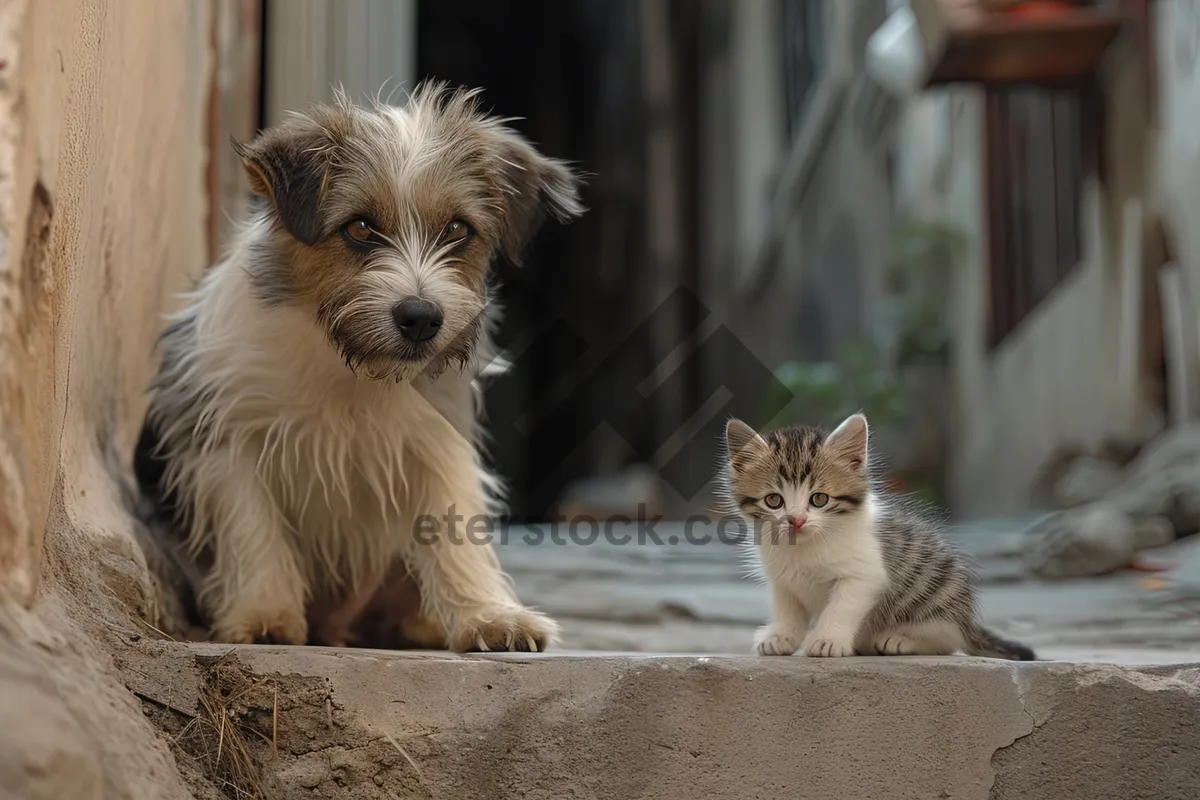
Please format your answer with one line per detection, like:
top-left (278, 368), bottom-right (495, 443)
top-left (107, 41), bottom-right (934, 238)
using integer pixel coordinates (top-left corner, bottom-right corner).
top-left (134, 82), bottom-right (583, 651)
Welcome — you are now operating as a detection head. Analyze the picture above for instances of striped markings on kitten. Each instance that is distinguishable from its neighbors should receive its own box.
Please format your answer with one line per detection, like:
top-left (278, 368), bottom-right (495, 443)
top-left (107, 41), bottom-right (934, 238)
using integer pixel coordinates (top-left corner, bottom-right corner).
top-left (720, 413), bottom-right (1035, 660)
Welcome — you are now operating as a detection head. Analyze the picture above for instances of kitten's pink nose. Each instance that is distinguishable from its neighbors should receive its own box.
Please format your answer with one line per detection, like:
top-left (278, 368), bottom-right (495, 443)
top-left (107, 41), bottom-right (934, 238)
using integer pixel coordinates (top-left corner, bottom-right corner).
top-left (786, 515), bottom-right (807, 530)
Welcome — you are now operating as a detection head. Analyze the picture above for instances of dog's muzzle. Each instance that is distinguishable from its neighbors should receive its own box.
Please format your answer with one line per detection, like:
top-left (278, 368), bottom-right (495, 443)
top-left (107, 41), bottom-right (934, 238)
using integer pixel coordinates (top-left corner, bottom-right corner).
top-left (391, 298), bottom-right (443, 343)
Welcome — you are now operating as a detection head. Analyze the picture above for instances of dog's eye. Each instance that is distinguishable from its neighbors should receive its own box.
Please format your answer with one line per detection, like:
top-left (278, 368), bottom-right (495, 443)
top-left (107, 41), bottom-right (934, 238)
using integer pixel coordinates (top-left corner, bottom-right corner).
top-left (342, 219), bottom-right (381, 249)
top-left (441, 219), bottom-right (472, 246)
top-left (763, 493), bottom-right (784, 510)
top-left (810, 492), bottom-right (829, 508)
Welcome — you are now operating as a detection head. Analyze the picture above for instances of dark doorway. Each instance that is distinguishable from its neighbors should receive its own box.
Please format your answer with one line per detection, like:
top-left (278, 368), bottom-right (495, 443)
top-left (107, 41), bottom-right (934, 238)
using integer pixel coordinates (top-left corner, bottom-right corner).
top-left (418, 0), bottom-right (665, 521)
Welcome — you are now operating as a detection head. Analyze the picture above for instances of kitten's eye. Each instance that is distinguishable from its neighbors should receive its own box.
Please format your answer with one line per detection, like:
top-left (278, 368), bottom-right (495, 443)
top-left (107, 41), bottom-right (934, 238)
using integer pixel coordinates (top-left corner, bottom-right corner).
top-left (810, 492), bottom-right (829, 508)
top-left (763, 493), bottom-right (784, 510)
top-left (342, 218), bottom-right (382, 250)
top-left (441, 218), bottom-right (473, 245)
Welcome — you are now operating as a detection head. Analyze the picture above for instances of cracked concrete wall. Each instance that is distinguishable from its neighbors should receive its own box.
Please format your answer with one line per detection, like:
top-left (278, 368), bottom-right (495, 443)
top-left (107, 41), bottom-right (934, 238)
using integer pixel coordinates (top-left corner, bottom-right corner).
top-left (137, 646), bottom-right (1199, 800)
top-left (992, 665), bottom-right (1200, 799)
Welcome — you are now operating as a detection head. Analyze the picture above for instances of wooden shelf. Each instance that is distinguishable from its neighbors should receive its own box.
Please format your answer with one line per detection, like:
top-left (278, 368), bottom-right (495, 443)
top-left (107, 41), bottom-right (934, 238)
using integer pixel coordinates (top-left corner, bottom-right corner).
top-left (910, 0), bottom-right (1127, 87)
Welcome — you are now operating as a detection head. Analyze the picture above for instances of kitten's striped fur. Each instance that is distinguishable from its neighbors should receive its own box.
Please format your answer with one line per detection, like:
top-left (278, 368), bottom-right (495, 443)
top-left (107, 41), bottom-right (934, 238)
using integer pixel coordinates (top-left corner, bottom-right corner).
top-left (720, 413), bottom-right (1034, 660)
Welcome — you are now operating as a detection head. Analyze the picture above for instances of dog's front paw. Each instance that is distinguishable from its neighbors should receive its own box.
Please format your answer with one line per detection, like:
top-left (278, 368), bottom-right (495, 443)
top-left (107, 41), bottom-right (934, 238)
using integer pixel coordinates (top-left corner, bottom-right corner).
top-left (212, 607), bottom-right (308, 646)
top-left (804, 636), bottom-right (856, 658)
top-left (753, 624), bottom-right (801, 656)
top-left (449, 607), bottom-right (561, 653)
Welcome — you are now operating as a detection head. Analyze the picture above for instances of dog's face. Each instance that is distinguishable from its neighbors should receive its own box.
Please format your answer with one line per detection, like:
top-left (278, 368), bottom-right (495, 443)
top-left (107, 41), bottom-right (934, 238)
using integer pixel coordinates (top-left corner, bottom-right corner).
top-left (233, 82), bottom-right (584, 380)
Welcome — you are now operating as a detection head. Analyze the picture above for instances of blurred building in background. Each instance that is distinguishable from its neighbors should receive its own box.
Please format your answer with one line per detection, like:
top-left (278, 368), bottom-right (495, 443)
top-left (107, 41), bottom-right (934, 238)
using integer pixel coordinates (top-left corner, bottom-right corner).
top-left (202, 0), bottom-right (1199, 522)
top-left (704, 0), bottom-right (918, 498)
top-left (707, 0), bottom-right (1193, 520)
top-left (894, 0), bottom-right (1163, 516)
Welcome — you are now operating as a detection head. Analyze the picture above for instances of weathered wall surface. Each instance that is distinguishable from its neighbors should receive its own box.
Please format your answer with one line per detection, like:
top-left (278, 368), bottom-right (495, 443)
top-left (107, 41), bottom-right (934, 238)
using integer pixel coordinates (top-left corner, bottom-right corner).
top-left (0, 0), bottom-right (212, 796)
top-left (0, 0), bottom-right (207, 603)
top-left (123, 644), bottom-right (1200, 800)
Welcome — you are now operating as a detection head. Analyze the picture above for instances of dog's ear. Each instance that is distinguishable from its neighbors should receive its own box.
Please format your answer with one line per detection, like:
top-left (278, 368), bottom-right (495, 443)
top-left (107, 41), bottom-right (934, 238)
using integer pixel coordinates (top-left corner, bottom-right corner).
top-left (490, 131), bottom-right (585, 264)
top-left (232, 125), bottom-right (332, 246)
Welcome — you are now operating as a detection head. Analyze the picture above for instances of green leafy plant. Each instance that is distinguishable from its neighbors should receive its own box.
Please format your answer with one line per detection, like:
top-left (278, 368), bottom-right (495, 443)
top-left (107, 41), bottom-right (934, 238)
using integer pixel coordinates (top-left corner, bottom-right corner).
top-left (765, 338), bottom-right (908, 432)
top-left (761, 218), bottom-right (966, 505)
top-left (886, 220), bottom-right (967, 367)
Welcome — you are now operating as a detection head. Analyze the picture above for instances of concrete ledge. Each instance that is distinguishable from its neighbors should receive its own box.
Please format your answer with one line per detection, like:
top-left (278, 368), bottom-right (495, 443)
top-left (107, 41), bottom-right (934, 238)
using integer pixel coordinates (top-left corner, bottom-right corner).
top-left (132, 645), bottom-right (1200, 799)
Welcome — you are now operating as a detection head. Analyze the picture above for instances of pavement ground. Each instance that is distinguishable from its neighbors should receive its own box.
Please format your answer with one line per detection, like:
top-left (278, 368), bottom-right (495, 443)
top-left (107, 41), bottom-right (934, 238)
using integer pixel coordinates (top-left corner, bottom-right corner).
top-left (492, 516), bottom-right (1200, 664)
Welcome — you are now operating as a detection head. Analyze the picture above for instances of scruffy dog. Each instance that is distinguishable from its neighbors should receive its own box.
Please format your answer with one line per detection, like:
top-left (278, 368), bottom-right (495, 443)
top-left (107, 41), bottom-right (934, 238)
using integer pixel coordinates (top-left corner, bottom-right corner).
top-left (133, 82), bottom-right (583, 652)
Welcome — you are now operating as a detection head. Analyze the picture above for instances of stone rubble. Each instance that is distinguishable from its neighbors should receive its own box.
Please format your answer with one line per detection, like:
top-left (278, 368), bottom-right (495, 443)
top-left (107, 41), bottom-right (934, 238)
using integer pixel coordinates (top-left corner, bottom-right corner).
top-left (1025, 425), bottom-right (1200, 578)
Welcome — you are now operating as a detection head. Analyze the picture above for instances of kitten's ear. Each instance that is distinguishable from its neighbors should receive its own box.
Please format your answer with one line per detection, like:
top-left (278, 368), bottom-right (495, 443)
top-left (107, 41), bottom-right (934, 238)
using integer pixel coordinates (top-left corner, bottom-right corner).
top-left (725, 419), bottom-right (768, 464)
top-left (825, 413), bottom-right (869, 473)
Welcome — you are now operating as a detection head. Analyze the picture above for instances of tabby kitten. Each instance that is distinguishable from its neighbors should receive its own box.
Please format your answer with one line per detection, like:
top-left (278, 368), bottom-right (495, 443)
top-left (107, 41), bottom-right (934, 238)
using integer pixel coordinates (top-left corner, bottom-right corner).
top-left (720, 413), bottom-right (1034, 660)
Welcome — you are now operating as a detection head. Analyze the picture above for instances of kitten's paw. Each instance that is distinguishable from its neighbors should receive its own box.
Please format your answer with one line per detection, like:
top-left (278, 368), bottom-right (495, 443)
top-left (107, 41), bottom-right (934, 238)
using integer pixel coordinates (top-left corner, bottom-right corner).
top-left (804, 636), bottom-right (856, 658)
top-left (873, 633), bottom-right (917, 656)
top-left (753, 625), bottom-right (801, 656)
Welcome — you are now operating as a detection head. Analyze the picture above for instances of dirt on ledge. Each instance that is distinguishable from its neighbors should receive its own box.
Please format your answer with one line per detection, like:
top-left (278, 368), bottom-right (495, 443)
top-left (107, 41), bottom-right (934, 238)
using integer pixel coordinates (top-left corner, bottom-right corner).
top-left (0, 478), bottom-right (422, 800)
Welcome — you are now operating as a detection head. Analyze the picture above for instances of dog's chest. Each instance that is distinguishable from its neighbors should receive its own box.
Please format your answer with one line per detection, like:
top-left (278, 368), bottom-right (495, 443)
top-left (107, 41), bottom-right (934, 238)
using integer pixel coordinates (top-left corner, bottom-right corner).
top-left (269, 421), bottom-right (402, 524)
top-left (250, 388), bottom-right (435, 536)
top-left (226, 352), bottom-right (478, 566)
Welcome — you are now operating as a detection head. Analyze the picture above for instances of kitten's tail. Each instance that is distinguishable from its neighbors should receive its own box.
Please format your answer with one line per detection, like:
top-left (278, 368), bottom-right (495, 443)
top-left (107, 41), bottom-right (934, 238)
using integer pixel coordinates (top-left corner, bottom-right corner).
top-left (964, 625), bottom-right (1036, 661)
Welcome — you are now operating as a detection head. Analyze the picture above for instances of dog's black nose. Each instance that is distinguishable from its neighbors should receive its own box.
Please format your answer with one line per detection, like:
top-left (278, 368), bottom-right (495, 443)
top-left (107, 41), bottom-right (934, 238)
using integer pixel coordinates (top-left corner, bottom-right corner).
top-left (392, 298), bottom-right (443, 343)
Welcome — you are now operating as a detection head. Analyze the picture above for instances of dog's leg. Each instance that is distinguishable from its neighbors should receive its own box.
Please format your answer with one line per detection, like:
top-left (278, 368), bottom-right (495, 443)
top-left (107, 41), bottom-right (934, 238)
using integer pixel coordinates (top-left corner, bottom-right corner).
top-left (355, 559), bottom-right (447, 649)
top-left (307, 576), bottom-right (382, 648)
top-left (405, 481), bottom-right (559, 653)
top-left (195, 450), bottom-right (309, 645)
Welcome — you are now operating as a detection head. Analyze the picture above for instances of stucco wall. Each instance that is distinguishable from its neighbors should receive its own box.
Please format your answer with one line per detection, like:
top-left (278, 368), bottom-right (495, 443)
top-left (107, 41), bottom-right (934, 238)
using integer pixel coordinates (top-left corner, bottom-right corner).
top-left (895, 33), bottom-right (1156, 516)
top-left (0, 2), bottom-right (216, 795)
top-left (0, 0), bottom-right (207, 603)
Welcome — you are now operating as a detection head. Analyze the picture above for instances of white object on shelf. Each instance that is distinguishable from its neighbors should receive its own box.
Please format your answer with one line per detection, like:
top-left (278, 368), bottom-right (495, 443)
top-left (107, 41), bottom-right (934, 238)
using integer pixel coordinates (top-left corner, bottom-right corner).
top-left (865, 5), bottom-right (925, 100)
